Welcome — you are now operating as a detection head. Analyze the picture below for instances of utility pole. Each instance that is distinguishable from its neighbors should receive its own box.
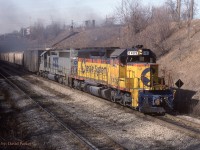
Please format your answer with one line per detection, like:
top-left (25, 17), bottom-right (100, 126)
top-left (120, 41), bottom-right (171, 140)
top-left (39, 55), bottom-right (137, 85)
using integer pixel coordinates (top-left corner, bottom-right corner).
top-left (190, 0), bottom-right (194, 20)
top-left (177, 0), bottom-right (181, 21)
top-left (188, 0), bottom-right (194, 38)
top-left (70, 20), bottom-right (74, 33)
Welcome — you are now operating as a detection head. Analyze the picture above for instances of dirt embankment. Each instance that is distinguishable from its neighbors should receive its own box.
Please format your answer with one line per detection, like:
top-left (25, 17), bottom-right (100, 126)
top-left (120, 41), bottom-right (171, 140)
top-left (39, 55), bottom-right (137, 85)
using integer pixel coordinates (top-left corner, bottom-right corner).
top-left (158, 20), bottom-right (200, 116)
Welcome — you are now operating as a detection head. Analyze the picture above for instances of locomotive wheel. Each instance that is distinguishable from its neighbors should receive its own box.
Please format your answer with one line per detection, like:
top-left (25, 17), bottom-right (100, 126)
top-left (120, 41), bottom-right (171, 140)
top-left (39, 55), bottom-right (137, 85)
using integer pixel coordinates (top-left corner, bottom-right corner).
top-left (111, 96), bottom-right (116, 102)
top-left (68, 78), bottom-right (73, 87)
top-left (39, 72), bottom-right (42, 77)
top-left (45, 73), bottom-right (48, 78)
top-left (58, 77), bottom-right (63, 84)
top-left (121, 94), bottom-right (126, 106)
top-left (63, 79), bottom-right (68, 86)
top-left (120, 99), bottom-right (126, 106)
top-left (42, 72), bottom-right (45, 78)
top-left (110, 90), bottom-right (116, 102)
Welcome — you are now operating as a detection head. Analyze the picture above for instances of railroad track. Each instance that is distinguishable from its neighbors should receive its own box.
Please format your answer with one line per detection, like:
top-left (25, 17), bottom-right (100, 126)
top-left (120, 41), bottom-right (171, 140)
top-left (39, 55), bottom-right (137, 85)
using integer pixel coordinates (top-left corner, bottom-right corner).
top-left (0, 85), bottom-right (23, 145)
top-left (155, 114), bottom-right (200, 139)
top-left (1, 63), bottom-right (200, 141)
top-left (19, 73), bottom-right (200, 139)
top-left (62, 84), bottom-right (200, 140)
top-left (40, 78), bottom-right (200, 140)
top-left (0, 66), bottom-right (126, 150)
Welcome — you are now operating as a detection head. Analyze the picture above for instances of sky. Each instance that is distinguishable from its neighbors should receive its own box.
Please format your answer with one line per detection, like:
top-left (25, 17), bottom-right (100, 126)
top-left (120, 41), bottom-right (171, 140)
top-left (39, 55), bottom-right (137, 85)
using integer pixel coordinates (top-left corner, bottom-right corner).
top-left (0, 0), bottom-right (198, 34)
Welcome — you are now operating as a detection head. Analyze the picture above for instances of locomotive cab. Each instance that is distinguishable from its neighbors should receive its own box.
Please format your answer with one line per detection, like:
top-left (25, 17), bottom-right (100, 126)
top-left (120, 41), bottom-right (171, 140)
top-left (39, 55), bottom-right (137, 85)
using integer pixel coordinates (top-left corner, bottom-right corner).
top-left (125, 46), bottom-right (174, 113)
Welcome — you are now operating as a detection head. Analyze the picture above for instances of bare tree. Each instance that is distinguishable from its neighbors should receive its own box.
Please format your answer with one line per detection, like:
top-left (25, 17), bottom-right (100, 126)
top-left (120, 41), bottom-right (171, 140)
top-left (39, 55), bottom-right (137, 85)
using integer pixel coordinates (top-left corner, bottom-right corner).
top-left (45, 22), bottom-right (63, 39)
top-left (165, 0), bottom-right (180, 21)
top-left (30, 20), bottom-right (45, 41)
top-left (182, 0), bottom-right (190, 20)
top-left (182, 0), bottom-right (197, 20)
top-left (114, 0), bottom-right (176, 53)
top-left (141, 5), bottom-right (175, 55)
top-left (165, 0), bottom-right (198, 21)
top-left (115, 0), bottom-right (151, 46)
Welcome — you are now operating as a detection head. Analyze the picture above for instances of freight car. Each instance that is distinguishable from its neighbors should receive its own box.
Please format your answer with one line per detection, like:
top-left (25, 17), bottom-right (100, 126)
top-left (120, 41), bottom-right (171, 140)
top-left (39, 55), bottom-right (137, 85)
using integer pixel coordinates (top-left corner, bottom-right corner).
top-left (0, 52), bottom-right (15, 64)
top-left (24, 50), bottom-right (45, 72)
top-left (39, 46), bottom-right (175, 113)
top-left (8, 52), bottom-right (15, 63)
top-left (14, 52), bottom-right (24, 65)
top-left (0, 49), bottom-right (46, 72)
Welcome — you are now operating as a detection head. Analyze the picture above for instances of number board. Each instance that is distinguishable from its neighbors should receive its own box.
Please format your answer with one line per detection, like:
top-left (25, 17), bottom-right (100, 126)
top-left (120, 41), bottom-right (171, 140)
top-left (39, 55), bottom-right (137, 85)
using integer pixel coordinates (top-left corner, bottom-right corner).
top-left (127, 51), bottom-right (138, 56)
top-left (127, 51), bottom-right (149, 56)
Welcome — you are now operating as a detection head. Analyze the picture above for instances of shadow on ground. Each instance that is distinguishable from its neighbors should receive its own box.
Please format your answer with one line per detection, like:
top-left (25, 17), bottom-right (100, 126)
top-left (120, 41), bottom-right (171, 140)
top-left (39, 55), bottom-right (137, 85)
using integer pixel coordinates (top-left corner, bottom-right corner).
top-left (174, 88), bottom-right (200, 116)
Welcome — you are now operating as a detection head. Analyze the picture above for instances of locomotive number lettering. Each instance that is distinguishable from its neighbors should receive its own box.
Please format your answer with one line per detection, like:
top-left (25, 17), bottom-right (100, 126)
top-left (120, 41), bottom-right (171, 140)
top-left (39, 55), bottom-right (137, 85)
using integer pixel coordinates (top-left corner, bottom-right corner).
top-left (127, 51), bottom-right (138, 56)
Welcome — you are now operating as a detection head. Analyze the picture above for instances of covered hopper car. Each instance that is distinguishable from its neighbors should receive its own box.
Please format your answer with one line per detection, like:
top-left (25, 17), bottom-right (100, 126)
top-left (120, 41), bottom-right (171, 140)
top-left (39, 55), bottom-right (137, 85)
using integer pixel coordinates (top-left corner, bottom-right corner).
top-left (0, 49), bottom-right (45, 72)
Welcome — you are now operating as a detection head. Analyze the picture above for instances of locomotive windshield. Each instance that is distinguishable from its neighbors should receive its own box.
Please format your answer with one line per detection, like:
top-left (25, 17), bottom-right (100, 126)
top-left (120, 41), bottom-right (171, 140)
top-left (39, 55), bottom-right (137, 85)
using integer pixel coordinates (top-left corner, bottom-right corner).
top-left (127, 55), bottom-right (155, 63)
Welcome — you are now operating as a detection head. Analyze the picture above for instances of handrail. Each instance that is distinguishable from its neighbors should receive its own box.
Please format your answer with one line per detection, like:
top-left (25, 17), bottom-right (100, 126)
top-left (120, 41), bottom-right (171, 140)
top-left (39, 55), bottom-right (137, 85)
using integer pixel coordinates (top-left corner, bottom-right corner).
top-left (43, 60), bottom-right (174, 90)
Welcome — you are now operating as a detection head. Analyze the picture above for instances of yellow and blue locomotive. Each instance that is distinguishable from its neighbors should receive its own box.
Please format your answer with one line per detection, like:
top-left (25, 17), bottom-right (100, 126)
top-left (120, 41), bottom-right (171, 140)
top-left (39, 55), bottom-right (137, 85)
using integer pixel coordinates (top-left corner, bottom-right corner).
top-left (37, 46), bottom-right (174, 113)
top-left (71, 46), bottom-right (174, 113)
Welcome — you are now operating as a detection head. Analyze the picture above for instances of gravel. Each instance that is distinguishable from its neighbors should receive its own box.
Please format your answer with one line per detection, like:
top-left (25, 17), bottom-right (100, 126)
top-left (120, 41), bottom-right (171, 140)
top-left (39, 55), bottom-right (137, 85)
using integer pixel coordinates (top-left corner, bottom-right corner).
top-left (24, 75), bottom-right (200, 150)
top-left (0, 79), bottom-right (89, 150)
top-left (177, 115), bottom-right (200, 124)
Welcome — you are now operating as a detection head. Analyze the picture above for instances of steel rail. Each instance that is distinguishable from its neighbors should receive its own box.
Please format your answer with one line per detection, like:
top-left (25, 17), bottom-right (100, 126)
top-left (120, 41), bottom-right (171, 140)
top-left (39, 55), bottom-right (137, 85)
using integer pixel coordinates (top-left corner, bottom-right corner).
top-left (0, 70), bottom-right (98, 150)
top-left (35, 71), bottom-right (200, 140)
top-left (1, 62), bottom-right (200, 142)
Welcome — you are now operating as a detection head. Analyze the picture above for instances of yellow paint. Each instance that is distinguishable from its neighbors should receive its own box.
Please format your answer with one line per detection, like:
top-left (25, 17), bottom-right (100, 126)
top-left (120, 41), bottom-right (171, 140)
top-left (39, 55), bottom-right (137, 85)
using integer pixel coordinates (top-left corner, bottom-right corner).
top-left (78, 60), bottom-right (108, 83)
top-left (77, 58), bottom-right (161, 108)
top-left (132, 89), bottom-right (139, 107)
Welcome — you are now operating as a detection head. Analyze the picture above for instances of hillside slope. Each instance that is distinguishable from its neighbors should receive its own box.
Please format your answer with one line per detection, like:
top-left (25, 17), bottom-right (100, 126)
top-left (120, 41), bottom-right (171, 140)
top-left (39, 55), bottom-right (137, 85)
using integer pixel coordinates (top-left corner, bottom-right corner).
top-left (158, 20), bottom-right (200, 116)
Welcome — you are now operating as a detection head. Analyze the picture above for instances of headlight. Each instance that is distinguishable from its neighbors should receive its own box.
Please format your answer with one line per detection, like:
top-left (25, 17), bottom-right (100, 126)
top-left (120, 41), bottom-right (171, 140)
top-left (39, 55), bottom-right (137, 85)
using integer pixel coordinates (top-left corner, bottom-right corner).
top-left (163, 96), bottom-right (168, 100)
top-left (154, 98), bottom-right (161, 106)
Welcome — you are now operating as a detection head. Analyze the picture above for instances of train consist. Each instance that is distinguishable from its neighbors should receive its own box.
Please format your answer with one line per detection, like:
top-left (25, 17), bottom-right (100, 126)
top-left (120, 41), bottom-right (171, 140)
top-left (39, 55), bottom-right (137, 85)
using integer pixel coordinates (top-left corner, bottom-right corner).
top-left (0, 49), bottom-right (44, 72)
top-left (0, 46), bottom-right (175, 113)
